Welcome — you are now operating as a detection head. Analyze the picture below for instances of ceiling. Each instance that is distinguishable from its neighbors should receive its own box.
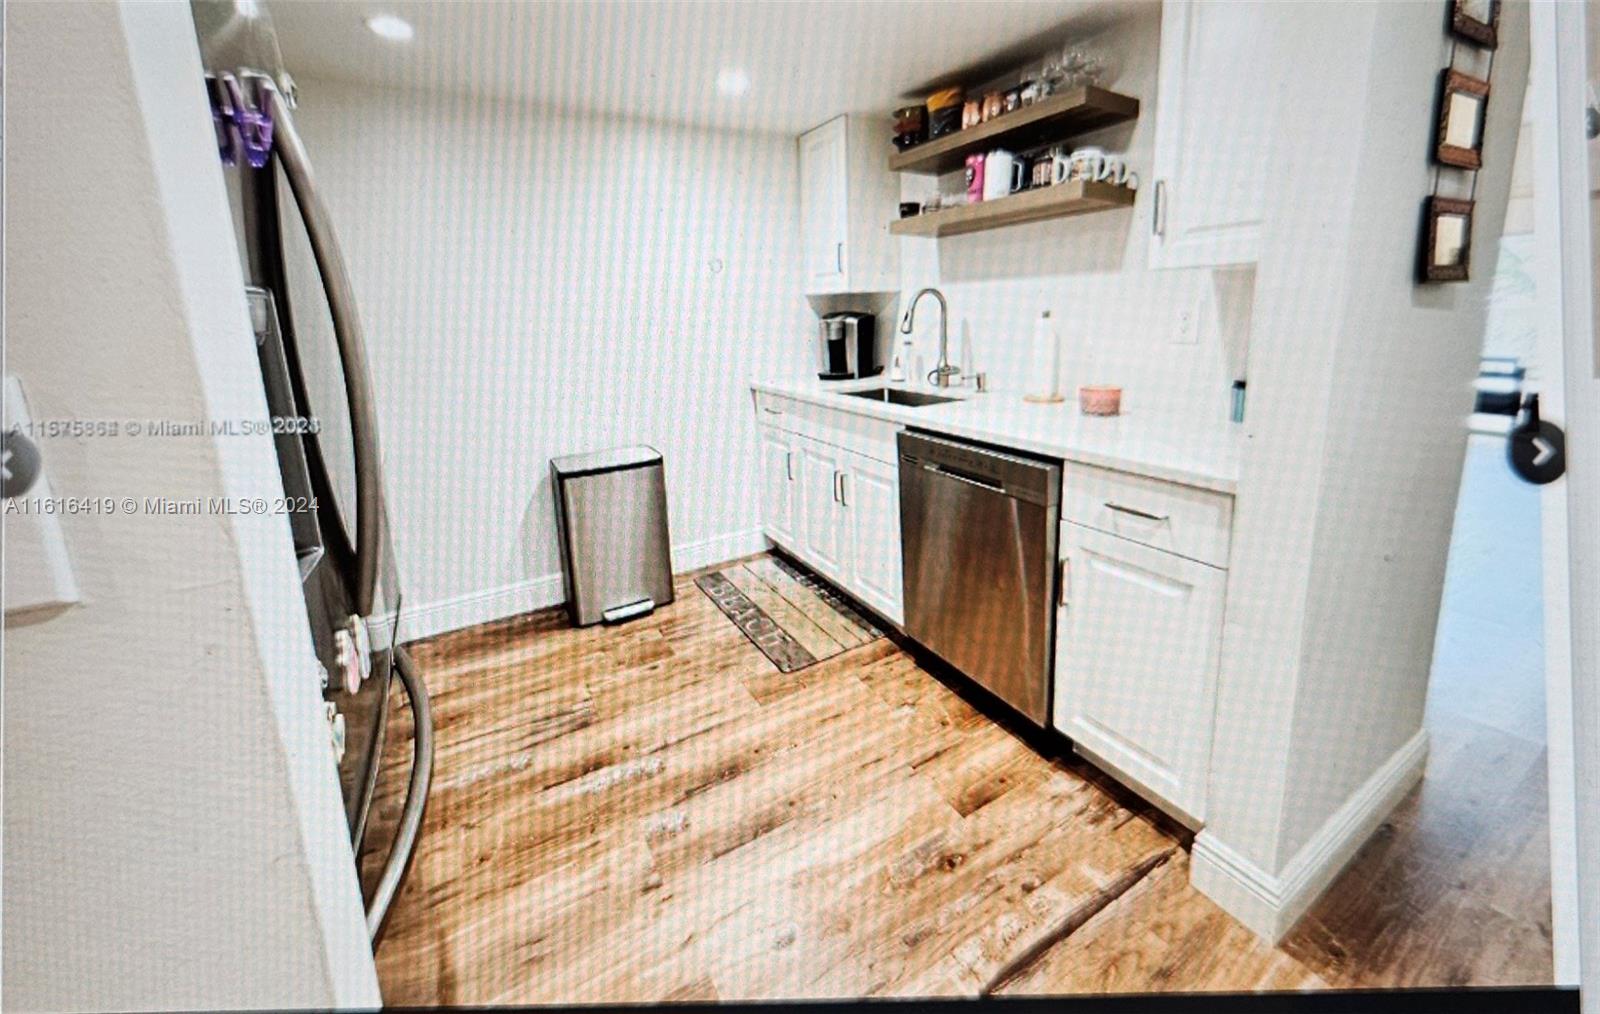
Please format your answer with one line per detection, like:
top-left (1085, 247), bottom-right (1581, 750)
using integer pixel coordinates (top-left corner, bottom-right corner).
top-left (263, 0), bottom-right (1141, 135)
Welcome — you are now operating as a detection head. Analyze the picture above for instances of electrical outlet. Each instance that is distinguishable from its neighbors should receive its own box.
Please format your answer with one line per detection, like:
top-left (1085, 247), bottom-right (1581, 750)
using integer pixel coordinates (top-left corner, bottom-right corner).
top-left (1173, 291), bottom-right (1210, 346)
top-left (1174, 306), bottom-right (1198, 345)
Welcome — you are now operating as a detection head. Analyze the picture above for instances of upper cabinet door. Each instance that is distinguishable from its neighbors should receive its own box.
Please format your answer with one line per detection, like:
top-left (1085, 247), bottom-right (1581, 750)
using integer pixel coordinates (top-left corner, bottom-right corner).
top-left (1147, 0), bottom-right (1273, 269)
top-left (799, 117), bottom-right (850, 294)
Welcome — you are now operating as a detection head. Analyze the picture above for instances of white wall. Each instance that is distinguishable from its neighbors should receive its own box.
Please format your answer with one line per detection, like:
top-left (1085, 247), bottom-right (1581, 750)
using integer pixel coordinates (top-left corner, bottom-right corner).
top-left (1193, 0), bottom-right (1530, 938)
top-left (284, 80), bottom-right (812, 638)
top-left (896, 7), bottom-right (1248, 432)
top-left (1482, 104), bottom-right (1538, 371)
top-left (1534, 0), bottom-right (1600, 992)
top-left (3, 3), bottom-right (378, 1009)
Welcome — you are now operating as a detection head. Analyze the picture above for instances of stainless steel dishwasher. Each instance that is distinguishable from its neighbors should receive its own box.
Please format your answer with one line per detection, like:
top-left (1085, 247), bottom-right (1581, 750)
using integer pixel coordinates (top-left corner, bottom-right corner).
top-left (898, 430), bottom-right (1061, 725)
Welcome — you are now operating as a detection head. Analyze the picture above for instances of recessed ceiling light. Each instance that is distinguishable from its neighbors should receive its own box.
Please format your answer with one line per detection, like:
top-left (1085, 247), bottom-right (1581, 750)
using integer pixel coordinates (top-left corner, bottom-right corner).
top-left (716, 68), bottom-right (751, 98)
top-left (365, 13), bottom-right (415, 42)
top-left (234, 0), bottom-right (261, 18)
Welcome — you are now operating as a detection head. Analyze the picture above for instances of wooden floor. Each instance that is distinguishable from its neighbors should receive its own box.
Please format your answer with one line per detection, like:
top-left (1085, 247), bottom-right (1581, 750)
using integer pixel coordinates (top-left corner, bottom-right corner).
top-left (364, 555), bottom-right (1552, 1005)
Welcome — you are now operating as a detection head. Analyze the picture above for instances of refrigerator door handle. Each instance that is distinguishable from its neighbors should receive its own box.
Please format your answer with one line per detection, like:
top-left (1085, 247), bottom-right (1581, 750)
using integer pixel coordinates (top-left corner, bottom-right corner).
top-left (365, 644), bottom-right (434, 943)
top-left (258, 78), bottom-right (383, 618)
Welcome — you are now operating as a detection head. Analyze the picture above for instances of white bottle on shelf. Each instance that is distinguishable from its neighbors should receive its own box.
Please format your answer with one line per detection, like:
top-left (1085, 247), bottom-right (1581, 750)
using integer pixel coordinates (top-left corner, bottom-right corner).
top-left (1024, 310), bottom-right (1064, 403)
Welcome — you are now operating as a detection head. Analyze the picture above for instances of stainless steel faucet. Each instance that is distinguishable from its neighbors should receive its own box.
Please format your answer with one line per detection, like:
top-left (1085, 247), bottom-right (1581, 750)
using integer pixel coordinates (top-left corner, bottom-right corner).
top-left (900, 287), bottom-right (961, 388)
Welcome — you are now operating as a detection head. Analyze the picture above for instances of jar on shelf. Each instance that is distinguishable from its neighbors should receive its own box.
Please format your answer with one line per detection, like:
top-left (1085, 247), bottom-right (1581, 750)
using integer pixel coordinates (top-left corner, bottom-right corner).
top-left (926, 87), bottom-right (963, 139)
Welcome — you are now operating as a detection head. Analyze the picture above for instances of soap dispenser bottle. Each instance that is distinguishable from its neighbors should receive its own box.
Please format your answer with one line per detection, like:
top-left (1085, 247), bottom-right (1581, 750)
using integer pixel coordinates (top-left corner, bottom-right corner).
top-left (889, 336), bottom-right (913, 383)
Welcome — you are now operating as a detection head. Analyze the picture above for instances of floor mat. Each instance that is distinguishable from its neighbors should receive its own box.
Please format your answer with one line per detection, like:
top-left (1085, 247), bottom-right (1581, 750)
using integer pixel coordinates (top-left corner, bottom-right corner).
top-left (694, 554), bottom-right (882, 672)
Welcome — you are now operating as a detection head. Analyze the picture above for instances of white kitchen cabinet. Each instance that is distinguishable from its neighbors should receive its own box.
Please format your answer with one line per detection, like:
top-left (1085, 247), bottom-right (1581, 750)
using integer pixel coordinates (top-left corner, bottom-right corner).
top-left (1053, 520), bottom-right (1226, 825)
top-left (753, 394), bottom-right (903, 627)
top-left (798, 116), bottom-right (898, 295)
top-left (797, 437), bottom-right (849, 582)
top-left (841, 449), bottom-right (903, 625)
top-left (1147, 0), bottom-right (1274, 269)
top-left (759, 424), bottom-right (800, 550)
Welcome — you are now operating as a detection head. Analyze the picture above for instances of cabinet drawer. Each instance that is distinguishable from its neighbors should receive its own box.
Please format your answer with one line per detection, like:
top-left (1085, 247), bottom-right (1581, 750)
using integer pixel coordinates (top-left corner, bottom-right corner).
top-left (1061, 461), bottom-right (1232, 568)
top-left (755, 391), bottom-right (801, 424)
top-left (754, 391), bottom-right (897, 465)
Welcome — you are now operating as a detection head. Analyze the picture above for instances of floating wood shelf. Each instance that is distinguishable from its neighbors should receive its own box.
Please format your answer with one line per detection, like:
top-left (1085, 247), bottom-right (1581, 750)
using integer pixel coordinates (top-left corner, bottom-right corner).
top-left (889, 180), bottom-right (1134, 238)
top-left (887, 86), bottom-right (1140, 175)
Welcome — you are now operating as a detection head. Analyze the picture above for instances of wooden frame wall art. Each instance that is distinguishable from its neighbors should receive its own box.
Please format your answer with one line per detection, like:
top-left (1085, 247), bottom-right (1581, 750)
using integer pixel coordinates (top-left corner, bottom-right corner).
top-left (1419, 196), bottom-right (1474, 283)
top-left (1434, 69), bottom-right (1490, 169)
top-left (1450, 0), bottom-right (1499, 49)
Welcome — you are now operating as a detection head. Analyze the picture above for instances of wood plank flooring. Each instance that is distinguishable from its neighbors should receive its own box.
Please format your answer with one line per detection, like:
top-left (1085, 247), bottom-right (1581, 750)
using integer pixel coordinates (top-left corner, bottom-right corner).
top-left (362, 554), bottom-right (1552, 1005)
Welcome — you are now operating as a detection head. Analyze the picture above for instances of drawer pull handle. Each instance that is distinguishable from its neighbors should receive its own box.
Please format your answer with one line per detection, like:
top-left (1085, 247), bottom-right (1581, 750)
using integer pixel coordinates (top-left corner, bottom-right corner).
top-left (762, 407), bottom-right (782, 416)
top-left (785, 451), bottom-right (794, 481)
top-left (1057, 558), bottom-right (1070, 608)
top-left (1105, 501), bottom-right (1169, 522)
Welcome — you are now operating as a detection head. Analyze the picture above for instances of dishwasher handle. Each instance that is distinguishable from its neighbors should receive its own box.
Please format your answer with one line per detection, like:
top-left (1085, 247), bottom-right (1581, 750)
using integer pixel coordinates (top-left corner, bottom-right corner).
top-left (919, 460), bottom-right (1006, 493)
top-left (898, 431), bottom-right (1060, 508)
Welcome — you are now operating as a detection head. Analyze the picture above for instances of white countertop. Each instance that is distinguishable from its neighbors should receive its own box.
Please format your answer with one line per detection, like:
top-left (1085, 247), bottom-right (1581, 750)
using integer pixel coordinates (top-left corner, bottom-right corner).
top-left (751, 377), bottom-right (1242, 494)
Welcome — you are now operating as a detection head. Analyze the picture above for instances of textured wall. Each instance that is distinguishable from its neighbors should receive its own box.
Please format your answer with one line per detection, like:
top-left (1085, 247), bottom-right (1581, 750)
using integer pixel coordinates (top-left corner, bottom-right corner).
top-left (284, 79), bottom-right (813, 637)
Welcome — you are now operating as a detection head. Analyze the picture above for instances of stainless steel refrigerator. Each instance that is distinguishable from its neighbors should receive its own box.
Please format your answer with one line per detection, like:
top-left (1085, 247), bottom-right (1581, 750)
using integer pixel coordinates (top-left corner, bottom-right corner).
top-left (191, 0), bottom-right (432, 944)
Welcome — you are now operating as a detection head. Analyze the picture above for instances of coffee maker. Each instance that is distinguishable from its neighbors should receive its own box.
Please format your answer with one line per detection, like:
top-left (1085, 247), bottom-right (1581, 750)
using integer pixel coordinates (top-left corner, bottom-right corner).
top-left (817, 312), bottom-right (880, 380)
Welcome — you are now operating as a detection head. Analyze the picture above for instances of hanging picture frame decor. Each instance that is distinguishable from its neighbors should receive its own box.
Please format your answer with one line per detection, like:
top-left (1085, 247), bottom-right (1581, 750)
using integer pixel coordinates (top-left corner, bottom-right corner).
top-left (1434, 69), bottom-right (1490, 169)
top-left (1450, 0), bottom-right (1499, 49)
top-left (1419, 196), bottom-right (1475, 283)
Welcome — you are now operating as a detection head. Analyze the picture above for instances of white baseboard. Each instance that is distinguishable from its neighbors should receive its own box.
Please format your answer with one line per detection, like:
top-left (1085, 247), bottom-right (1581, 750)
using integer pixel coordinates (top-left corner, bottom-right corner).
top-left (1191, 728), bottom-right (1429, 943)
top-left (374, 527), bottom-right (769, 644)
top-left (672, 526), bottom-right (769, 573)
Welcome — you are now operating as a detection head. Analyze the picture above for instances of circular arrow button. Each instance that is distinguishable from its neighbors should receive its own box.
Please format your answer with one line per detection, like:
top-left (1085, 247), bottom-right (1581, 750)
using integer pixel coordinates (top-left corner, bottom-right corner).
top-left (1508, 418), bottom-right (1565, 485)
top-left (2, 428), bottom-right (42, 499)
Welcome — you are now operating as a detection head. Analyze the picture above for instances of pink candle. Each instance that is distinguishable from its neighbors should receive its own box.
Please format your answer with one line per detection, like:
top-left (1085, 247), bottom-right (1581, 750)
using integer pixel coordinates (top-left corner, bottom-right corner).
top-left (1079, 385), bottom-right (1122, 416)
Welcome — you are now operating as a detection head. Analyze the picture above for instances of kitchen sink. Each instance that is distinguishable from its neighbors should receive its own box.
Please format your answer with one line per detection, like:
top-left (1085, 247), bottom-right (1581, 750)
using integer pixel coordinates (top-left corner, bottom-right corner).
top-left (841, 387), bottom-right (959, 407)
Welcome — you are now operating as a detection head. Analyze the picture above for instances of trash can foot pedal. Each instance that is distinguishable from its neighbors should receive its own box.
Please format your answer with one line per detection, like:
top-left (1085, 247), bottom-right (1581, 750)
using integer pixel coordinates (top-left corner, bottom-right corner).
top-left (602, 598), bottom-right (656, 624)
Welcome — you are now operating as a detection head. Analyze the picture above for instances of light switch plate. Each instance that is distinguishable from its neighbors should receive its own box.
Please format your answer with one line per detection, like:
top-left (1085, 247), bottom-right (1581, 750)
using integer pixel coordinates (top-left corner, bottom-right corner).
top-left (4, 375), bottom-right (82, 621)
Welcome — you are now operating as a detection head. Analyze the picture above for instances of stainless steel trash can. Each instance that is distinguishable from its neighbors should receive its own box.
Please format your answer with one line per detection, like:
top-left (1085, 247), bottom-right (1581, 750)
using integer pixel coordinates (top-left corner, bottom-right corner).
top-left (550, 445), bottom-right (674, 626)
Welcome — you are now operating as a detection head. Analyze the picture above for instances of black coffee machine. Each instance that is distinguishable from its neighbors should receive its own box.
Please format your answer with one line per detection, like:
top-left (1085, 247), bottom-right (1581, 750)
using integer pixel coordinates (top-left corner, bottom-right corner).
top-left (817, 312), bottom-right (880, 380)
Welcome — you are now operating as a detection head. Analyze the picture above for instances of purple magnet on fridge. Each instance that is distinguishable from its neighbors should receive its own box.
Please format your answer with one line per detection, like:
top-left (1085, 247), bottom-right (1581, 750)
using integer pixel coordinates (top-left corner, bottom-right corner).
top-left (206, 74), bottom-right (239, 166)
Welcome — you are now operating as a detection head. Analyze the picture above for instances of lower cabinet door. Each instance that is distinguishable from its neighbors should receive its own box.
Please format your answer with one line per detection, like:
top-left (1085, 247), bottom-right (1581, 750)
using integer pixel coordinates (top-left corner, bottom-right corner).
top-left (1053, 521), bottom-right (1225, 823)
top-left (759, 425), bottom-right (798, 548)
top-left (843, 450), bottom-right (902, 626)
top-left (797, 437), bottom-right (847, 582)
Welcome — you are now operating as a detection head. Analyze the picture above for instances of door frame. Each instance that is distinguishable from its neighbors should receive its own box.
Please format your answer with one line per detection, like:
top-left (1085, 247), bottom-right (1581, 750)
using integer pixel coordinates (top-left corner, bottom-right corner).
top-left (1531, 0), bottom-right (1597, 999)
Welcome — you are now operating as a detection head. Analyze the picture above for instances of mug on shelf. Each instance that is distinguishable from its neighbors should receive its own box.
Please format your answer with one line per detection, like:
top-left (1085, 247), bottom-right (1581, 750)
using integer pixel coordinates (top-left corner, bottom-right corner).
top-left (1099, 155), bottom-right (1133, 186)
top-left (1047, 146), bottom-right (1076, 185)
top-left (1030, 153), bottom-right (1055, 189)
top-left (982, 149), bottom-right (1023, 201)
top-left (965, 152), bottom-right (987, 203)
top-left (1066, 146), bottom-right (1109, 183)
